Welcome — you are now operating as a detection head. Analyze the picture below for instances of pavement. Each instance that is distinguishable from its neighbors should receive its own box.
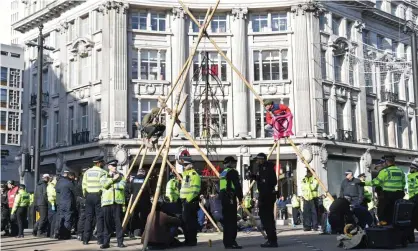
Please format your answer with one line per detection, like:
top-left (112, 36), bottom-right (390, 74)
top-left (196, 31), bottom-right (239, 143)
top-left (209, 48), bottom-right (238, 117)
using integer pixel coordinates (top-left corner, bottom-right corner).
top-left (1, 228), bottom-right (417, 251)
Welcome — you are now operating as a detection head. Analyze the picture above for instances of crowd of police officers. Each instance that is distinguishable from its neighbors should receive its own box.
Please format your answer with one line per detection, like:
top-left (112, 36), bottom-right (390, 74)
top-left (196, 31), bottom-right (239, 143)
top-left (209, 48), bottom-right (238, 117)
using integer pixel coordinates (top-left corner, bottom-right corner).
top-left (1, 151), bottom-right (418, 249)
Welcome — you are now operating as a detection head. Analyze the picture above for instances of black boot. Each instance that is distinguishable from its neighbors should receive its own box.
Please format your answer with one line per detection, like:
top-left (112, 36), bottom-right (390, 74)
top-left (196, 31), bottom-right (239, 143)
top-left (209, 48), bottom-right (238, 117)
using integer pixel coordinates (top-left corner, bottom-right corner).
top-left (118, 242), bottom-right (127, 248)
top-left (260, 241), bottom-right (278, 248)
top-left (100, 243), bottom-right (110, 249)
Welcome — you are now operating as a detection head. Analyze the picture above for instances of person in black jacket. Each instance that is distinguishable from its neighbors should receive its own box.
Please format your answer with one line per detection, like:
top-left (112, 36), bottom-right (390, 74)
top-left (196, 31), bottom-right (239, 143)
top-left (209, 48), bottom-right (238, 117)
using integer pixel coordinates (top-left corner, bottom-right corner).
top-left (1, 184), bottom-right (9, 236)
top-left (250, 153), bottom-right (278, 248)
top-left (56, 171), bottom-right (76, 240)
top-left (220, 156), bottom-right (243, 249)
top-left (35, 174), bottom-right (50, 237)
top-left (130, 169), bottom-right (151, 237)
top-left (339, 170), bottom-right (364, 206)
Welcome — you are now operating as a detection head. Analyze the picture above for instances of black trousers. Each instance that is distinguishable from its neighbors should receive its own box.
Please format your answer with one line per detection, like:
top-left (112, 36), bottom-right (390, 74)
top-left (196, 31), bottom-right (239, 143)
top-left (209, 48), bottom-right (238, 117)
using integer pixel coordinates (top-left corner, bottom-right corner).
top-left (182, 200), bottom-right (199, 245)
top-left (410, 195), bottom-right (418, 231)
top-left (377, 190), bottom-right (405, 224)
top-left (77, 205), bottom-right (86, 236)
top-left (58, 206), bottom-right (74, 239)
top-left (258, 196), bottom-right (277, 243)
top-left (16, 207), bottom-right (27, 236)
top-left (37, 205), bottom-right (48, 235)
top-left (144, 125), bottom-right (166, 139)
top-left (303, 199), bottom-right (318, 230)
top-left (221, 197), bottom-right (238, 247)
top-left (292, 207), bottom-right (301, 225)
top-left (47, 205), bottom-right (56, 237)
top-left (9, 215), bottom-right (18, 236)
top-left (1, 208), bottom-right (10, 233)
top-left (83, 193), bottom-right (103, 243)
top-left (103, 204), bottom-right (123, 246)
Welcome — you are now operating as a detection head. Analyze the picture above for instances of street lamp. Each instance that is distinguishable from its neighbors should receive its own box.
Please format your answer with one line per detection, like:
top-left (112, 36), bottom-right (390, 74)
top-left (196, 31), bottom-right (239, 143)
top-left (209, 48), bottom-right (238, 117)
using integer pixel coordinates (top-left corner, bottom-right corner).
top-left (403, 20), bottom-right (418, 142)
top-left (25, 25), bottom-right (54, 224)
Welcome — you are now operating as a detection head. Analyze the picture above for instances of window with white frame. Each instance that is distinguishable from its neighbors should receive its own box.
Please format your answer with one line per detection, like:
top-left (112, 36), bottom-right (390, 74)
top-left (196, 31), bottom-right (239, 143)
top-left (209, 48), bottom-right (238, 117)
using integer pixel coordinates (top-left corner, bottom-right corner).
top-left (95, 11), bottom-right (102, 31)
top-left (95, 100), bottom-right (101, 137)
top-left (323, 99), bottom-right (329, 134)
top-left (192, 51), bottom-right (227, 82)
top-left (80, 15), bottom-right (89, 36)
top-left (253, 50), bottom-right (288, 81)
top-left (211, 14), bottom-right (227, 33)
top-left (79, 55), bottom-right (91, 86)
top-left (254, 99), bottom-right (287, 138)
top-left (397, 116), bottom-right (403, 148)
top-left (192, 15), bottom-right (206, 32)
top-left (132, 98), bottom-right (139, 138)
top-left (69, 59), bottom-right (75, 88)
top-left (131, 12), bottom-right (147, 30)
top-left (193, 100), bottom-right (227, 138)
top-left (54, 111), bottom-right (59, 144)
top-left (391, 3), bottom-right (397, 16)
top-left (321, 50), bottom-right (327, 79)
top-left (54, 31), bottom-right (60, 49)
top-left (367, 109), bottom-right (375, 143)
top-left (334, 55), bottom-right (343, 82)
top-left (96, 49), bottom-right (102, 80)
top-left (140, 50), bottom-right (166, 81)
top-left (0, 89), bottom-right (6, 108)
top-left (132, 49), bottom-right (138, 79)
top-left (80, 103), bottom-right (88, 131)
top-left (42, 69), bottom-right (48, 93)
top-left (392, 41), bottom-right (398, 58)
top-left (42, 117), bottom-right (47, 148)
top-left (405, 78), bottom-right (410, 102)
top-left (351, 105), bottom-right (357, 140)
top-left (332, 15), bottom-right (341, 35)
top-left (251, 13), bottom-right (288, 32)
top-left (346, 20), bottom-right (353, 40)
top-left (408, 118), bottom-right (413, 149)
top-left (151, 13), bottom-right (166, 32)
top-left (1, 67), bottom-right (7, 86)
top-left (53, 66), bottom-right (59, 94)
top-left (336, 102), bottom-right (345, 131)
top-left (319, 13), bottom-right (327, 31)
top-left (377, 35), bottom-right (384, 50)
top-left (376, 0), bottom-right (383, 10)
top-left (140, 99), bottom-right (158, 122)
top-left (0, 111), bottom-right (6, 130)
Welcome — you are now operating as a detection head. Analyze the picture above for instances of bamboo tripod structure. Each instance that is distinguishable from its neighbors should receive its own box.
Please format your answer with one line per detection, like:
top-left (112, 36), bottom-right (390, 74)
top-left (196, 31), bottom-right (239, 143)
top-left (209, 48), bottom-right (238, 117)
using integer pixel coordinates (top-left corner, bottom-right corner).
top-left (123, 0), bottom-right (334, 249)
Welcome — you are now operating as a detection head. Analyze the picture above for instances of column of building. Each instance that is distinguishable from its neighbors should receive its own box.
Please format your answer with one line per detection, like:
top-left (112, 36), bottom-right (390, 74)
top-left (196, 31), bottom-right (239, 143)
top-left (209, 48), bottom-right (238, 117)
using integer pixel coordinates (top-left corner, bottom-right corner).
top-left (171, 7), bottom-right (188, 137)
top-left (100, 1), bottom-right (129, 139)
top-left (231, 7), bottom-right (249, 137)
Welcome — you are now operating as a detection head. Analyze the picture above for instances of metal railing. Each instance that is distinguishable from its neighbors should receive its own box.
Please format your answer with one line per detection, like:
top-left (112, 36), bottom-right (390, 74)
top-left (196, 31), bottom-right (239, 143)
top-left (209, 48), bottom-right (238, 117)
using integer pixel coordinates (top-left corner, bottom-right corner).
top-left (337, 129), bottom-right (356, 142)
top-left (380, 91), bottom-right (399, 103)
top-left (72, 130), bottom-right (90, 145)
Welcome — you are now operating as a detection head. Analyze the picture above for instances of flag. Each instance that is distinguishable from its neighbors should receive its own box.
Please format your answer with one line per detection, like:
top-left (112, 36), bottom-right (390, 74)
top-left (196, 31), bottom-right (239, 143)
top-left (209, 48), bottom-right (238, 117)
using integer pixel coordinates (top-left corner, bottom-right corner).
top-left (272, 112), bottom-right (294, 140)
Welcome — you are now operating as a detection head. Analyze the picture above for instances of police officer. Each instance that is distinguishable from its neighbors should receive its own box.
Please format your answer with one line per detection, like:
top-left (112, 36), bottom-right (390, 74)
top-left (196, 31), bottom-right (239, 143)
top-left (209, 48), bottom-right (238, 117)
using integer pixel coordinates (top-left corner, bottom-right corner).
top-left (76, 167), bottom-right (88, 241)
top-left (407, 160), bottom-right (418, 231)
top-left (250, 153), bottom-right (278, 248)
top-left (82, 156), bottom-right (107, 245)
top-left (47, 176), bottom-right (57, 237)
top-left (1, 184), bottom-right (10, 236)
top-left (11, 184), bottom-right (30, 238)
top-left (129, 169), bottom-right (151, 237)
top-left (166, 175), bottom-right (180, 203)
top-left (219, 156), bottom-right (243, 249)
top-left (365, 155), bottom-right (405, 225)
top-left (301, 169), bottom-right (319, 231)
top-left (99, 159), bottom-right (126, 249)
top-left (179, 156), bottom-right (201, 247)
top-left (56, 171), bottom-right (76, 239)
top-left (339, 170), bottom-right (364, 206)
top-left (34, 174), bottom-right (50, 237)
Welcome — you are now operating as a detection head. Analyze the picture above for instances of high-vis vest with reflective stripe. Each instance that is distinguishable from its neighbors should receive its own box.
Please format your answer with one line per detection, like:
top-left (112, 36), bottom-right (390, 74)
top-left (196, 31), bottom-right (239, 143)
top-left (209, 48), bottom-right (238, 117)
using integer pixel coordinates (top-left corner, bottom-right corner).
top-left (11, 190), bottom-right (30, 214)
top-left (243, 195), bottom-right (252, 208)
top-left (407, 172), bottom-right (418, 198)
top-left (301, 176), bottom-right (318, 201)
top-left (180, 169), bottom-right (201, 202)
top-left (47, 181), bottom-right (56, 206)
top-left (291, 195), bottom-right (300, 208)
top-left (100, 172), bottom-right (126, 206)
top-left (365, 165), bottom-right (405, 192)
top-left (29, 193), bottom-right (34, 205)
top-left (83, 166), bottom-right (107, 195)
top-left (166, 178), bottom-right (180, 203)
top-left (219, 168), bottom-right (235, 191)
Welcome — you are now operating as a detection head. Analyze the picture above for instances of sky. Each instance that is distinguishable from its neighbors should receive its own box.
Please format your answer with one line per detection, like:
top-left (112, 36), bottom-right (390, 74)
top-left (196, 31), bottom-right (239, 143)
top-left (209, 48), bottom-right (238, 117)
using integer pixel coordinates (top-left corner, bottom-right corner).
top-left (0, 0), bottom-right (11, 45)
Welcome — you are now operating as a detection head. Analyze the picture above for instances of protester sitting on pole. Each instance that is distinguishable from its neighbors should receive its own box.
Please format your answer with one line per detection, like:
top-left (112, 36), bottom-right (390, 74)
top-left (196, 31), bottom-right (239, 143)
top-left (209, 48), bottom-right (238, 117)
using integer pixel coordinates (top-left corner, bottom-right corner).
top-left (263, 100), bottom-right (292, 138)
top-left (136, 107), bottom-right (166, 147)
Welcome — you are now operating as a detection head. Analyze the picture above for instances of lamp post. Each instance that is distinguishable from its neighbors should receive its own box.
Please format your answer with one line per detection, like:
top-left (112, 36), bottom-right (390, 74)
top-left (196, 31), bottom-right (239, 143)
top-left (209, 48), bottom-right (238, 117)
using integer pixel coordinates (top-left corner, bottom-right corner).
top-left (25, 25), bottom-right (54, 224)
top-left (403, 20), bottom-right (418, 145)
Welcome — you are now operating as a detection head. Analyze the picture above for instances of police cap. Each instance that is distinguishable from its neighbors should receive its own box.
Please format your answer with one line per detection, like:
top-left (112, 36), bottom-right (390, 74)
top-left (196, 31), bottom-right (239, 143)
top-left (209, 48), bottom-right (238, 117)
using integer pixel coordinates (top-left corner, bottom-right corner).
top-left (107, 159), bottom-right (118, 166)
top-left (357, 173), bottom-right (366, 178)
top-left (253, 153), bottom-right (267, 160)
top-left (382, 154), bottom-right (396, 161)
top-left (93, 156), bottom-right (104, 163)
top-left (19, 184), bottom-right (26, 189)
top-left (137, 169), bottom-right (146, 176)
top-left (223, 156), bottom-right (237, 164)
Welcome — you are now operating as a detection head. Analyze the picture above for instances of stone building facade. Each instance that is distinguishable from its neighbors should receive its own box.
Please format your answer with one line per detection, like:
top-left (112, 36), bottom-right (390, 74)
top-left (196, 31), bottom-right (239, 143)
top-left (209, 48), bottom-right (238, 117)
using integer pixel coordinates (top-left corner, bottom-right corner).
top-left (12, 0), bottom-right (418, 195)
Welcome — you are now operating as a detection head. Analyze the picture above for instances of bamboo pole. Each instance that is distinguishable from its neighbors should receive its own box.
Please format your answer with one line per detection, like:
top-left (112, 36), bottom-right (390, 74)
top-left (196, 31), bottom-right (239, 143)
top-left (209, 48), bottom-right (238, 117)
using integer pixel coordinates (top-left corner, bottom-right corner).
top-left (166, 161), bottom-right (221, 233)
top-left (136, 147), bottom-right (148, 175)
top-left (122, 96), bottom-right (189, 229)
top-left (123, 195), bottom-right (134, 227)
top-left (267, 141), bottom-right (278, 160)
top-left (274, 141), bottom-right (280, 221)
top-left (126, 145), bottom-right (144, 177)
top-left (287, 138), bottom-right (334, 202)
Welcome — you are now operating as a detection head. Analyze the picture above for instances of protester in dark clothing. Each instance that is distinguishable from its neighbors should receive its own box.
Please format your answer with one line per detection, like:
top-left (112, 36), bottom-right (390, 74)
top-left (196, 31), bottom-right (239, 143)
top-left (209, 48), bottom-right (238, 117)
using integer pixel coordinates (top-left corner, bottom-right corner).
top-left (130, 169), bottom-right (152, 236)
top-left (55, 172), bottom-right (76, 239)
top-left (208, 194), bottom-right (223, 223)
top-left (1, 184), bottom-right (9, 236)
top-left (7, 180), bottom-right (19, 236)
top-left (137, 107), bottom-right (166, 145)
top-left (277, 196), bottom-right (288, 220)
top-left (328, 197), bottom-right (353, 234)
top-left (250, 153), bottom-right (278, 248)
top-left (142, 204), bottom-right (182, 250)
top-left (34, 174), bottom-right (50, 236)
top-left (339, 170), bottom-right (364, 206)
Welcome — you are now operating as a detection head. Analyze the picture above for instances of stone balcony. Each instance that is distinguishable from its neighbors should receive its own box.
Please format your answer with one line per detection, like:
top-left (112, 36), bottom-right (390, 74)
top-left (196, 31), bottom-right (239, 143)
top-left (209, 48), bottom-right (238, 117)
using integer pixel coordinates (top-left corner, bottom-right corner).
top-left (12, 0), bottom-right (86, 33)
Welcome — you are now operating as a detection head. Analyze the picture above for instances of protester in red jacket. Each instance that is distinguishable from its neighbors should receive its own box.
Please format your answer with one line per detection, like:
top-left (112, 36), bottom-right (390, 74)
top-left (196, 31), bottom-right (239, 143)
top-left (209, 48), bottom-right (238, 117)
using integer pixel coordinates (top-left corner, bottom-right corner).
top-left (264, 100), bottom-right (291, 137)
top-left (7, 180), bottom-right (19, 209)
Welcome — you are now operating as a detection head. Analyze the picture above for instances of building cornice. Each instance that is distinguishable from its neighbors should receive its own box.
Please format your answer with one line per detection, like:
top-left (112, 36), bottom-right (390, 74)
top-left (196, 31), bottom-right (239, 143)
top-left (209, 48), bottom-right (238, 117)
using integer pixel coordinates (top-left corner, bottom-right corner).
top-left (12, 0), bottom-right (86, 33)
